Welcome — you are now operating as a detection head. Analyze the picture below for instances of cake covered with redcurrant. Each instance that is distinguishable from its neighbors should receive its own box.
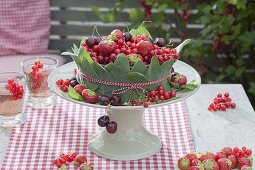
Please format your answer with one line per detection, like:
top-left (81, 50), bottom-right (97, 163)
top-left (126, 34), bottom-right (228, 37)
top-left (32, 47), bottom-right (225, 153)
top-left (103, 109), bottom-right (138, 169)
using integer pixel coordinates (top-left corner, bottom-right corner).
top-left (59, 25), bottom-right (197, 107)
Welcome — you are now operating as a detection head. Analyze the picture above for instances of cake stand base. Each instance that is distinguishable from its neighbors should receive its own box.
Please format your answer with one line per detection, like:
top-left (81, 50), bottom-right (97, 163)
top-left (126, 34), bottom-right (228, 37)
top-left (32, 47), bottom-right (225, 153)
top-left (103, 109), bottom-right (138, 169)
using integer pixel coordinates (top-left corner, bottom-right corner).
top-left (88, 107), bottom-right (162, 160)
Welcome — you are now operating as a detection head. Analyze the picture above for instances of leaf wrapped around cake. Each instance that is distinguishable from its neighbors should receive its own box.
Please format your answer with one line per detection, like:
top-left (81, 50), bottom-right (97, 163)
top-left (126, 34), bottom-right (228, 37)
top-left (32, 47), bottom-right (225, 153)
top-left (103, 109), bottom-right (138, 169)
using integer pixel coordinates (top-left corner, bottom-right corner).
top-left (61, 25), bottom-right (194, 106)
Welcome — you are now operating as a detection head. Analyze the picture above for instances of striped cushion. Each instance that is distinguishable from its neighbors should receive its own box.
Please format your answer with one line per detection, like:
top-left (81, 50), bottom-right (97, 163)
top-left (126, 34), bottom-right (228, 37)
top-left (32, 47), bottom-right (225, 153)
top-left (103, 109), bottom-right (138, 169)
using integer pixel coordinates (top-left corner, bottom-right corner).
top-left (0, 1), bottom-right (51, 55)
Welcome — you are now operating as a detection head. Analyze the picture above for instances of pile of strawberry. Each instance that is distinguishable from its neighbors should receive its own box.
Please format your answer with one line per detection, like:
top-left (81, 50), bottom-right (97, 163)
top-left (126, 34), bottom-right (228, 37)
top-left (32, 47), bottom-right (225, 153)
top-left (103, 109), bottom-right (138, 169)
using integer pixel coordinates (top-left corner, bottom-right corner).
top-left (178, 146), bottom-right (253, 170)
top-left (51, 152), bottom-right (93, 170)
top-left (82, 29), bottom-right (179, 65)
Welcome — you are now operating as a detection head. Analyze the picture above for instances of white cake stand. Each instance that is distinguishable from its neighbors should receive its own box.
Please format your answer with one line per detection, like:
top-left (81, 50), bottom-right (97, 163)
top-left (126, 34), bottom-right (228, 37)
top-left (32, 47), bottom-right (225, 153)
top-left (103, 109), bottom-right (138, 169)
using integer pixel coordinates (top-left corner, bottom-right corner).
top-left (48, 61), bottom-right (201, 161)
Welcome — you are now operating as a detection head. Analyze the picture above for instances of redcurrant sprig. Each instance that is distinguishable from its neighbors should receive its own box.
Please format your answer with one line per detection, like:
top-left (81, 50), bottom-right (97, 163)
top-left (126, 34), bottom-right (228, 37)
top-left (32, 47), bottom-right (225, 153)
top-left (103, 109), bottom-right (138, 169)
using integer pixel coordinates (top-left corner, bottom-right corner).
top-left (208, 92), bottom-right (236, 112)
top-left (5, 78), bottom-right (24, 100)
top-left (29, 60), bottom-right (44, 90)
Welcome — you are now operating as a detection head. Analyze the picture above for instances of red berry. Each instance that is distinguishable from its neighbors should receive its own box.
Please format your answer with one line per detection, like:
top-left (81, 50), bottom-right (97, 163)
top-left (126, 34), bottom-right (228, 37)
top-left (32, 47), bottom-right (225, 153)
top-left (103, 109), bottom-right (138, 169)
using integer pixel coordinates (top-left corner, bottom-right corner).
top-left (170, 91), bottom-right (176, 98)
top-left (60, 85), bottom-right (68, 92)
top-left (149, 90), bottom-right (156, 97)
top-left (217, 93), bottom-right (222, 97)
top-left (163, 91), bottom-right (171, 100)
top-left (158, 89), bottom-right (164, 95)
top-left (245, 149), bottom-right (252, 156)
top-left (157, 85), bottom-right (164, 91)
top-left (224, 92), bottom-right (229, 98)
top-left (230, 103), bottom-right (236, 109)
top-left (63, 79), bottom-right (70, 86)
top-left (143, 101), bottom-right (150, 108)
top-left (8, 78), bottom-right (14, 84)
top-left (56, 79), bottom-right (64, 86)
top-left (74, 155), bottom-right (87, 167)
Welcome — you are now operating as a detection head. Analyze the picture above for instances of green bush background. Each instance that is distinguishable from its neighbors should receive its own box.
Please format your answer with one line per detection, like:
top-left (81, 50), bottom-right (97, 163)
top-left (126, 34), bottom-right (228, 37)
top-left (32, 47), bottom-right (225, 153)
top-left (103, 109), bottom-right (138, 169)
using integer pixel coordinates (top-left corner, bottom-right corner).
top-left (92, 0), bottom-right (255, 106)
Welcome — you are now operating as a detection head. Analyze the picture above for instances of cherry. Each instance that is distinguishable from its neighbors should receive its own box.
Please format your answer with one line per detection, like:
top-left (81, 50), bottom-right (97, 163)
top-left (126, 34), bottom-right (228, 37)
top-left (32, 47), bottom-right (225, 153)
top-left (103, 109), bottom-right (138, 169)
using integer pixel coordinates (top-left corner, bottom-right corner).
top-left (154, 38), bottom-right (166, 47)
top-left (70, 80), bottom-right (79, 88)
top-left (124, 32), bottom-right (132, 42)
top-left (106, 121), bottom-right (117, 134)
top-left (86, 36), bottom-right (96, 48)
top-left (98, 95), bottom-right (110, 105)
top-left (110, 95), bottom-right (121, 106)
top-left (94, 37), bottom-right (102, 45)
top-left (97, 115), bottom-right (110, 127)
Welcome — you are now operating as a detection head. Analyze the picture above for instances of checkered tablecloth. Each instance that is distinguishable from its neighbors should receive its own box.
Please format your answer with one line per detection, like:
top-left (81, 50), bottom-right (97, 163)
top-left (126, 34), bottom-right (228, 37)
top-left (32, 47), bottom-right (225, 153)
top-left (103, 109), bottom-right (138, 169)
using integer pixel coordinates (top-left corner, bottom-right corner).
top-left (0, 97), bottom-right (194, 170)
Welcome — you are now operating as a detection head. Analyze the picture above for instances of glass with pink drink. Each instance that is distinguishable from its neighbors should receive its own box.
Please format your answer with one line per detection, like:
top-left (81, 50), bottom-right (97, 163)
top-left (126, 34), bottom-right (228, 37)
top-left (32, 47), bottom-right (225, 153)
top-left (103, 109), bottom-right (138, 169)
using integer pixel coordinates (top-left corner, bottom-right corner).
top-left (21, 57), bottom-right (58, 109)
top-left (0, 72), bottom-right (26, 127)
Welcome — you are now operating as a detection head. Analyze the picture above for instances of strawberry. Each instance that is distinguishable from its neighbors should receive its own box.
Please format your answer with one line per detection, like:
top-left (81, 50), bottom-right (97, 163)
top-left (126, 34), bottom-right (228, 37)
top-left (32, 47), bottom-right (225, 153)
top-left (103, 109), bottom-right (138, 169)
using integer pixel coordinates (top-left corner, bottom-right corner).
top-left (82, 89), bottom-right (99, 104)
top-left (241, 165), bottom-right (252, 170)
top-left (80, 163), bottom-right (93, 170)
top-left (215, 152), bottom-right (227, 161)
top-left (227, 155), bottom-right (237, 168)
top-left (127, 53), bottom-right (144, 65)
top-left (188, 166), bottom-right (201, 170)
top-left (202, 159), bottom-right (219, 170)
top-left (186, 153), bottom-right (198, 162)
top-left (191, 159), bottom-right (202, 166)
top-left (199, 152), bottom-right (215, 162)
top-left (217, 158), bottom-right (232, 170)
top-left (237, 156), bottom-right (252, 169)
top-left (74, 155), bottom-right (87, 167)
top-left (110, 29), bottom-right (123, 41)
top-left (98, 40), bottom-right (116, 57)
top-left (178, 157), bottom-right (191, 170)
top-left (221, 147), bottom-right (233, 156)
top-left (137, 40), bottom-right (154, 56)
top-left (74, 84), bottom-right (86, 95)
top-left (170, 73), bottom-right (187, 87)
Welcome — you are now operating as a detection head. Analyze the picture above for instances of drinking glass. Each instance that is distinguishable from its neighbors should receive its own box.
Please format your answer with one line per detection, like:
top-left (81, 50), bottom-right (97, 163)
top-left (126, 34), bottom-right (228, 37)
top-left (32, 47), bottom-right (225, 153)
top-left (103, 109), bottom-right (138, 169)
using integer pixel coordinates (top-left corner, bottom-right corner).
top-left (21, 57), bottom-right (58, 109)
top-left (0, 72), bottom-right (26, 127)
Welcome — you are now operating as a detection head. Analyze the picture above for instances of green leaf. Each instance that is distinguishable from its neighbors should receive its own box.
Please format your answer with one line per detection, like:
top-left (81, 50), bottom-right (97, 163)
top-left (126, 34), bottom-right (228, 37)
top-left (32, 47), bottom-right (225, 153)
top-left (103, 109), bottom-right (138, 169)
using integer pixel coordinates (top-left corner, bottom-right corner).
top-left (73, 44), bottom-right (79, 55)
top-left (104, 63), bottom-right (114, 72)
top-left (158, 4), bottom-right (168, 11)
top-left (136, 25), bottom-right (152, 39)
top-left (180, 83), bottom-right (198, 91)
top-left (78, 58), bottom-right (99, 91)
top-left (110, 65), bottom-right (129, 83)
top-left (128, 9), bottom-right (143, 22)
top-left (58, 165), bottom-right (68, 170)
top-left (145, 56), bottom-right (161, 90)
top-left (235, 67), bottom-right (245, 78)
top-left (80, 36), bottom-right (87, 47)
top-left (92, 62), bottom-right (115, 96)
top-left (68, 87), bottom-right (83, 101)
top-left (131, 60), bottom-right (148, 74)
top-left (248, 86), bottom-right (255, 95)
top-left (61, 52), bottom-right (76, 56)
top-left (78, 46), bottom-right (93, 64)
top-left (114, 54), bottom-right (130, 73)
top-left (130, 29), bottom-right (139, 37)
top-left (127, 72), bottom-right (148, 83)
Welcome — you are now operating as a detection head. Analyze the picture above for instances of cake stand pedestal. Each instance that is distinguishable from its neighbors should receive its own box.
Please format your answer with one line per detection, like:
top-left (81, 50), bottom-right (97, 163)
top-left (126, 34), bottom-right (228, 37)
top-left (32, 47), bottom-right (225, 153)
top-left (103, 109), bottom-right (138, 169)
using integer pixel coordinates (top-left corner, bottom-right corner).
top-left (48, 61), bottom-right (201, 160)
top-left (88, 107), bottom-right (161, 160)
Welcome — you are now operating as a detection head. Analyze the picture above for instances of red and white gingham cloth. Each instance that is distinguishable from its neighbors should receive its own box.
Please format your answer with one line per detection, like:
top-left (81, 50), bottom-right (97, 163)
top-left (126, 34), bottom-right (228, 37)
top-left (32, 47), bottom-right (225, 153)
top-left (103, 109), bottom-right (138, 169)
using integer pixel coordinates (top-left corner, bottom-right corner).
top-left (0, 97), bottom-right (194, 170)
top-left (0, 0), bottom-right (50, 56)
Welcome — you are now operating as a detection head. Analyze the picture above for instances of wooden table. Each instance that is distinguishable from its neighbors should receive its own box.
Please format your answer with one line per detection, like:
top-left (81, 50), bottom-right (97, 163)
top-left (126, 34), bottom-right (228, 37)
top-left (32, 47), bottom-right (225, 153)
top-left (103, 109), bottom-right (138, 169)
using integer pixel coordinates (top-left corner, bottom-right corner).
top-left (1, 84), bottom-right (255, 167)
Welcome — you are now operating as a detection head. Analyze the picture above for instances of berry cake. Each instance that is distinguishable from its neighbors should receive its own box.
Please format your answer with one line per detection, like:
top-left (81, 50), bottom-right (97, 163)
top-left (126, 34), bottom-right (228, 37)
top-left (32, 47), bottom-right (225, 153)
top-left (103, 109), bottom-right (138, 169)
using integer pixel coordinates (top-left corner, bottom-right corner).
top-left (61, 25), bottom-right (193, 106)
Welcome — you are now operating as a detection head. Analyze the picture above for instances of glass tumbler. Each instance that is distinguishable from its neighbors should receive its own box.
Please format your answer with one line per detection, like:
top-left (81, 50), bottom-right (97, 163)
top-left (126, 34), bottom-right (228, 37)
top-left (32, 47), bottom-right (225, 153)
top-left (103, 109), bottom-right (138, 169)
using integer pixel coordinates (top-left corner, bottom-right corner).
top-left (0, 72), bottom-right (26, 127)
top-left (21, 57), bottom-right (58, 109)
